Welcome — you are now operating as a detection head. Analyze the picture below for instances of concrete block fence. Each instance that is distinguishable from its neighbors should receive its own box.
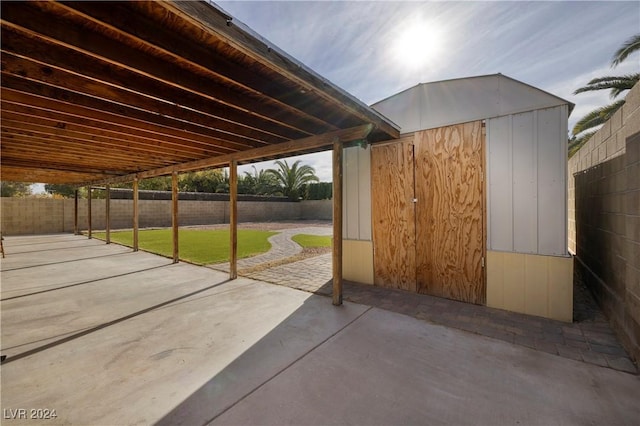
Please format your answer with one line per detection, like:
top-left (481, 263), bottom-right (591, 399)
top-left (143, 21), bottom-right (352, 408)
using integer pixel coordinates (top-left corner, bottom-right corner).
top-left (0, 198), bottom-right (332, 235)
top-left (568, 81), bottom-right (640, 362)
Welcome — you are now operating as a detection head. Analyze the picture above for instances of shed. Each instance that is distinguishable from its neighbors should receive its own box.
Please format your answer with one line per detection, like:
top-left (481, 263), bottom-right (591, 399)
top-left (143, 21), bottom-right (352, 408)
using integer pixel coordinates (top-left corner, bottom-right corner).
top-left (342, 74), bottom-right (574, 322)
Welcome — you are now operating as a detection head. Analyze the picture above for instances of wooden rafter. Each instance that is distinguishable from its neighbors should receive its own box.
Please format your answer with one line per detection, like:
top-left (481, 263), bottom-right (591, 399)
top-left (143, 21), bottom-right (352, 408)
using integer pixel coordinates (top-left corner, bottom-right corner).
top-left (86, 124), bottom-right (374, 186)
top-left (0, 1), bottom-right (399, 185)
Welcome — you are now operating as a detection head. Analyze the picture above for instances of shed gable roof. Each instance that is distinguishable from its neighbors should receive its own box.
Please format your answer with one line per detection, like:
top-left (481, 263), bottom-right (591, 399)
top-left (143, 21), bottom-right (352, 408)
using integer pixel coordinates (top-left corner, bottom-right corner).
top-left (371, 74), bottom-right (573, 134)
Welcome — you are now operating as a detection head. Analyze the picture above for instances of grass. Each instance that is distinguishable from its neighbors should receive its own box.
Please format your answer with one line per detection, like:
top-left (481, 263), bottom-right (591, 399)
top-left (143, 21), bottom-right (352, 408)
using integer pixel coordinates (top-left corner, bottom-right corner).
top-left (291, 234), bottom-right (332, 248)
top-left (92, 229), bottom-right (277, 265)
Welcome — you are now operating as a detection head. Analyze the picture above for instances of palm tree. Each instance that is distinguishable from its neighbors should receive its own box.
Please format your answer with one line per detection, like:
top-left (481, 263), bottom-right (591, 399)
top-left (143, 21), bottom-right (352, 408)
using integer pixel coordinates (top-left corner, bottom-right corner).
top-left (571, 34), bottom-right (639, 153)
top-left (612, 34), bottom-right (640, 67)
top-left (266, 160), bottom-right (319, 200)
top-left (241, 166), bottom-right (279, 195)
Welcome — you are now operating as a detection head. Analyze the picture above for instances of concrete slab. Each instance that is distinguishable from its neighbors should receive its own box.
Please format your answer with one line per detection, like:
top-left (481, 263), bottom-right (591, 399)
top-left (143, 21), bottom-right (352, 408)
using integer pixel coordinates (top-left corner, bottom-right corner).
top-left (2, 235), bottom-right (639, 425)
top-left (1, 235), bottom-right (367, 425)
top-left (213, 307), bottom-right (640, 425)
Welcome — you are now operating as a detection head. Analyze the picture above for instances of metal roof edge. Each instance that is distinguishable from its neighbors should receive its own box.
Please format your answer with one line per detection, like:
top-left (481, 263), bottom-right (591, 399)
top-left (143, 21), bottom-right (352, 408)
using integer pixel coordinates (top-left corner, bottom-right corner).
top-left (495, 74), bottom-right (575, 116)
top-left (201, 1), bottom-right (401, 134)
top-left (371, 73), bottom-right (575, 116)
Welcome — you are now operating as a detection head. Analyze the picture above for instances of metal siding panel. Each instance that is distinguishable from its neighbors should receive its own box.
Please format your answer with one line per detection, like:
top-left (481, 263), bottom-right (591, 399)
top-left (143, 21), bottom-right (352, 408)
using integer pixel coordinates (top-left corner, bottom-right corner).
top-left (344, 147), bottom-right (360, 240)
top-left (373, 75), bottom-right (568, 134)
top-left (536, 106), bottom-right (565, 255)
top-left (512, 111), bottom-right (538, 253)
top-left (420, 77), bottom-right (500, 130)
top-left (487, 116), bottom-right (514, 251)
top-left (498, 75), bottom-right (567, 117)
top-left (358, 146), bottom-right (372, 241)
top-left (372, 87), bottom-right (422, 133)
top-left (560, 104), bottom-right (569, 254)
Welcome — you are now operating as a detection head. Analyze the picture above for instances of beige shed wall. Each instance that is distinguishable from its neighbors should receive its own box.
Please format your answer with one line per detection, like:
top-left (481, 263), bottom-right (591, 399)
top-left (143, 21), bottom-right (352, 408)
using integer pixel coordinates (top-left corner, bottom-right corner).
top-left (486, 250), bottom-right (573, 322)
top-left (343, 240), bottom-right (374, 284)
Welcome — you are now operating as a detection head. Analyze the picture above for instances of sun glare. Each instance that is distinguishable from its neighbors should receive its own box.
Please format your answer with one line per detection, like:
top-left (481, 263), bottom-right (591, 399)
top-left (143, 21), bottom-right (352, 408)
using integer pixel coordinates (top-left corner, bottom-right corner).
top-left (394, 22), bottom-right (444, 69)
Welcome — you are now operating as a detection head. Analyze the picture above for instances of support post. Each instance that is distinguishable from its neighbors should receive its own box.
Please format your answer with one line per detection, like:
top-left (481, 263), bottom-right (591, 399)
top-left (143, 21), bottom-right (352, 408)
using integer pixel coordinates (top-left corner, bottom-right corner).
top-left (74, 189), bottom-right (79, 235)
top-left (229, 160), bottom-right (238, 279)
top-left (332, 139), bottom-right (343, 305)
top-left (87, 186), bottom-right (92, 239)
top-left (133, 177), bottom-right (139, 252)
top-left (105, 184), bottom-right (111, 244)
top-left (172, 172), bottom-right (179, 263)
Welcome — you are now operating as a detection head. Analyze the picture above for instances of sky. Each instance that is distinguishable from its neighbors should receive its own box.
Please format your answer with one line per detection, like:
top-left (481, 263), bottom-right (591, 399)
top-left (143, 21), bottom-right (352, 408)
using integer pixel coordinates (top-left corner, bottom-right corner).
top-left (30, 0), bottom-right (640, 191)
top-left (215, 0), bottom-right (639, 182)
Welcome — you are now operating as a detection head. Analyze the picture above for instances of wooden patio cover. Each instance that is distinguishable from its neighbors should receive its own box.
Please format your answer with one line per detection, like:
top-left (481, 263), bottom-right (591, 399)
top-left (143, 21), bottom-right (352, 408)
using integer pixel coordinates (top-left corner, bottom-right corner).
top-left (0, 0), bottom-right (400, 303)
top-left (0, 0), bottom-right (398, 184)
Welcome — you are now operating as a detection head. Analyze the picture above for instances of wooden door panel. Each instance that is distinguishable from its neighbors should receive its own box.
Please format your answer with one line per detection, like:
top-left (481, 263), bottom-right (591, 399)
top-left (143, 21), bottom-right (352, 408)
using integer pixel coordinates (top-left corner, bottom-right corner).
top-left (371, 139), bottom-right (416, 291)
top-left (414, 121), bottom-right (485, 304)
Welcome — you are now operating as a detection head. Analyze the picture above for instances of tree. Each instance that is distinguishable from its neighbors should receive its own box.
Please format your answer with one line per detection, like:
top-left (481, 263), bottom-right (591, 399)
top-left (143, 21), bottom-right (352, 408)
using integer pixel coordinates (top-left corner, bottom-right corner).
top-left (177, 169), bottom-right (224, 193)
top-left (44, 183), bottom-right (76, 198)
top-left (574, 74), bottom-right (639, 100)
top-left (138, 176), bottom-right (172, 191)
top-left (238, 166), bottom-right (279, 195)
top-left (303, 182), bottom-right (333, 200)
top-left (571, 34), bottom-right (639, 154)
top-left (266, 160), bottom-right (319, 201)
top-left (612, 34), bottom-right (640, 67)
top-left (0, 181), bottom-right (32, 197)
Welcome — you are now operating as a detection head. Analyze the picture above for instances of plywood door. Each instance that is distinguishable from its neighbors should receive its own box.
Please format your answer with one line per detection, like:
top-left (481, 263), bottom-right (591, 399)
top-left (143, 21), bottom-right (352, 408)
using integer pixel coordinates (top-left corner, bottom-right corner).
top-left (414, 121), bottom-right (485, 304)
top-left (371, 139), bottom-right (417, 291)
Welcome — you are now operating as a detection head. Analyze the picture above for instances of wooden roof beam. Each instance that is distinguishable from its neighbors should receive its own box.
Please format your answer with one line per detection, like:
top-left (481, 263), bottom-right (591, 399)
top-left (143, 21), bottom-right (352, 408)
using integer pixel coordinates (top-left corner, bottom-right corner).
top-left (162, 1), bottom-right (400, 139)
top-left (1, 89), bottom-right (242, 154)
top-left (1, 1), bottom-right (339, 135)
top-left (0, 25), bottom-right (316, 141)
top-left (0, 78), bottom-right (257, 151)
top-left (0, 166), bottom-right (109, 184)
top-left (0, 111), bottom-right (223, 159)
top-left (55, 1), bottom-right (384, 134)
top-left (0, 54), bottom-right (289, 146)
top-left (85, 124), bottom-right (375, 186)
top-left (0, 159), bottom-right (125, 177)
top-left (1, 143), bottom-right (164, 171)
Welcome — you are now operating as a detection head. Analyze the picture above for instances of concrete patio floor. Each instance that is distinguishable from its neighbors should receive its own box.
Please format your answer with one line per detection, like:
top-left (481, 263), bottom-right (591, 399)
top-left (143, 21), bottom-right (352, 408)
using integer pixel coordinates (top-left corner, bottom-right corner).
top-left (1, 234), bottom-right (639, 425)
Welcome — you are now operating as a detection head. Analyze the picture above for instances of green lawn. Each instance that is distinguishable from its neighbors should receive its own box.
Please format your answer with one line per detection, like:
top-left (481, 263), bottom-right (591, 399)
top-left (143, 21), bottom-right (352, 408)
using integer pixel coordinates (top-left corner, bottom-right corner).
top-left (92, 229), bottom-right (277, 265)
top-left (291, 234), bottom-right (332, 248)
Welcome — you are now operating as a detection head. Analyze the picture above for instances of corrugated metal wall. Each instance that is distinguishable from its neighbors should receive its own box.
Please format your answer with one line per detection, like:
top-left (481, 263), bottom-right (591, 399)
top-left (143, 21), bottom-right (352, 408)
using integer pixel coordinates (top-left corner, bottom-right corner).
top-left (486, 105), bottom-right (568, 256)
top-left (342, 145), bottom-right (372, 240)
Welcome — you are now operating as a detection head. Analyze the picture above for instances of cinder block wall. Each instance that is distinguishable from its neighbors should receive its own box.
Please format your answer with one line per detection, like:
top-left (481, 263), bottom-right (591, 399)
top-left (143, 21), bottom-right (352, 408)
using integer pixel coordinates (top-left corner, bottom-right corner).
top-left (300, 200), bottom-right (333, 221)
top-left (568, 82), bottom-right (640, 362)
top-left (0, 199), bottom-right (332, 235)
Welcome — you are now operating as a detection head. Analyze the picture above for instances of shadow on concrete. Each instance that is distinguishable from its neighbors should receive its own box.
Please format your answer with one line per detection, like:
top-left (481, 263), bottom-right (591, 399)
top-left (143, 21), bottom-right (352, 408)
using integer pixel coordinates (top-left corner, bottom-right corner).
top-left (156, 289), bottom-right (640, 425)
top-left (0, 264), bottom-right (172, 301)
top-left (2, 235), bottom-right (82, 247)
top-left (1, 278), bottom-right (232, 365)
top-left (0, 251), bottom-right (131, 272)
top-left (5, 243), bottom-right (110, 255)
top-left (157, 295), bottom-right (369, 425)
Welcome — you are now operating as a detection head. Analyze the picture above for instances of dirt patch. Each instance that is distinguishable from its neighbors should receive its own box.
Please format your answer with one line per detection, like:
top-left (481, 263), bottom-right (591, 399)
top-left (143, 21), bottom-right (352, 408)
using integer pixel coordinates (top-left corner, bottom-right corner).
top-left (240, 246), bottom-right (331, 274)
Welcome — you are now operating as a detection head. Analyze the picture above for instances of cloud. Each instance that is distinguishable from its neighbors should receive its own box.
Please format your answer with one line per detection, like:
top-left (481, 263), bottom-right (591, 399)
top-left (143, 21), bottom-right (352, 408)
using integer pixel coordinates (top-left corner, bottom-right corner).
top-left (219, 1), bottom-right (638, 106)
top-left (219, 1), bottom-right (639, 169)
top-left (238, 151), bottom-right (333, 183)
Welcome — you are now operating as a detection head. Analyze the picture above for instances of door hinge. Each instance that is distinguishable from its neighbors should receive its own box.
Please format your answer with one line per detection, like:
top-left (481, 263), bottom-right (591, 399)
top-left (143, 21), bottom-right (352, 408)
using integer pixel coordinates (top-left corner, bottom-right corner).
top-left (481, 257), bottom-right (485, 268)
